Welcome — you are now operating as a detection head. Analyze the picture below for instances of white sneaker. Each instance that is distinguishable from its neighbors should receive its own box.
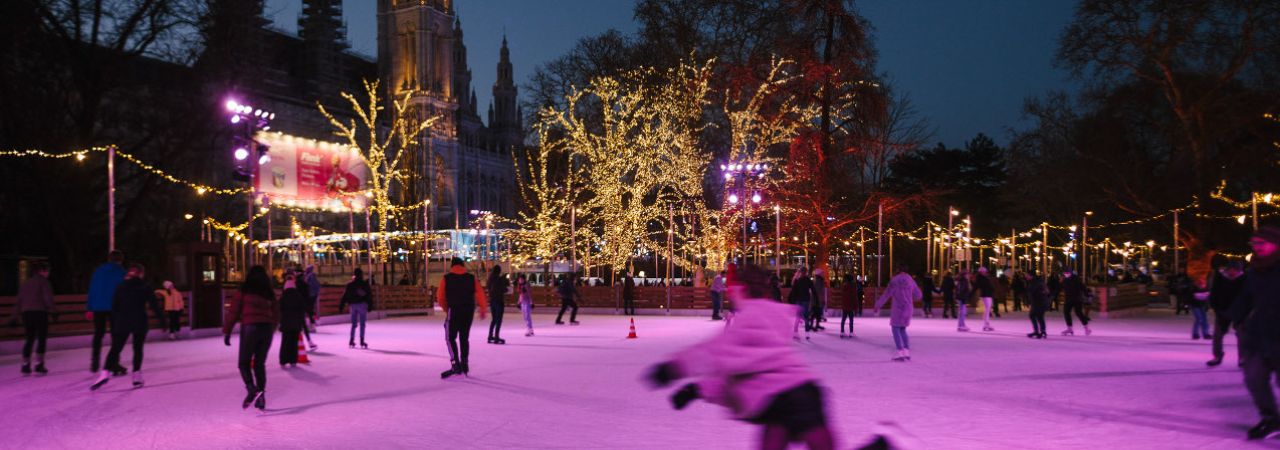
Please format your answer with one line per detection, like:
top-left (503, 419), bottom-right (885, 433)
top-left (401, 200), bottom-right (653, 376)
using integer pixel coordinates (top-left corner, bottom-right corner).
top-left (132, 371), bottom-right (144, 388)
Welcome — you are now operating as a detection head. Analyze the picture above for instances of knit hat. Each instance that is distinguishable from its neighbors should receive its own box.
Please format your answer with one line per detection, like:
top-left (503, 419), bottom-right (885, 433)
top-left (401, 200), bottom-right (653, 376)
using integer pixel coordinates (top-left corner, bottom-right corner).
top-left (451, 257), bottom-right (466, 267)
top-left (1255, 226), bottom-right (1280, 245)
top-left (163, 280), bottom-right (174, 290)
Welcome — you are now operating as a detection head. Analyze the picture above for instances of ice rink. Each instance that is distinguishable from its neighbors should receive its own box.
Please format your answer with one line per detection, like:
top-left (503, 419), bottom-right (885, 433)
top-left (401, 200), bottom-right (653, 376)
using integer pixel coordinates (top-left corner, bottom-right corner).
top-left (1, 308), bottom-right (1273, 449)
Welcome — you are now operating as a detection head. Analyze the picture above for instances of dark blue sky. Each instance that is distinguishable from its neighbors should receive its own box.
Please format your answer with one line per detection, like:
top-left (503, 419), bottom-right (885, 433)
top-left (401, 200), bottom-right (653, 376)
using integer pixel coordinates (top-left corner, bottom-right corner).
top-left (265, 0), bottom-right (1079, 148)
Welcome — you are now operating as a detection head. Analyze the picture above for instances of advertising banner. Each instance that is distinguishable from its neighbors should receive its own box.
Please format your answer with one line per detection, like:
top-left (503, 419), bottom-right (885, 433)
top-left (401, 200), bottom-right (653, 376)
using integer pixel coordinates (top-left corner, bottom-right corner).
top-left (253, 132), bottom-right (369, 211)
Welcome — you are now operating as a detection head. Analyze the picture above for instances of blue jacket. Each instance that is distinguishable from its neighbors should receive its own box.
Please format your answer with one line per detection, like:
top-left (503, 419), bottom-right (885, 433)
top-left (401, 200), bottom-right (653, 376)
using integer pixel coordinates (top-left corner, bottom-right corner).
top-left (86, 262), bottom-right (126, 312)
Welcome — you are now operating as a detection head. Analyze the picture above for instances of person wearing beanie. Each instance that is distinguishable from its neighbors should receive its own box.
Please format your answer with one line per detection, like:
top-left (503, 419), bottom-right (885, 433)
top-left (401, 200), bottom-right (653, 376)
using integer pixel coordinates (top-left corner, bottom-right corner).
top-left (875, 265), bottom-right (922, 362)
top-left (339, 268), bottom-right (373, 349)
top-left (92, 263), bottom-right (165, 391)
top-left (15, 262), bottom-right (55, 375)
top-left (1233, 226), bottom-right (1280, 440)
top-left (1207, 260), bottom-right (1246, 367)
top-left (438, 258), bottom-right (487, 378)
top-left (156, 280), bottom-right (184, 340)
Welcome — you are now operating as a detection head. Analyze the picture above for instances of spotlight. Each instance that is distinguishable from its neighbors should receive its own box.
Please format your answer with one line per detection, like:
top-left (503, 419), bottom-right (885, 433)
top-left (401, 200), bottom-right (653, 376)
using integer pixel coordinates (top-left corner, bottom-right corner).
top-left (728, 194), bottom-right (739, 204)
top-left (234, 148), bottom-right (249, 160)
top-left (258, 154), bottom-right (271, 165)
top-left (230, 115), bottom-right (241, 124)
top-left (225, 100), bottom-right (239, 112)
top-left (751, 192), bottom-right (762, 203)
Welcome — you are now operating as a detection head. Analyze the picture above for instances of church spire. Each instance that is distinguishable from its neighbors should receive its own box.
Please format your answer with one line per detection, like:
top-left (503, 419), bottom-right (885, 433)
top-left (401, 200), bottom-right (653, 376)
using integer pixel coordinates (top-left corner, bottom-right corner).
top-left (491, 34), bottom-right (517, 130)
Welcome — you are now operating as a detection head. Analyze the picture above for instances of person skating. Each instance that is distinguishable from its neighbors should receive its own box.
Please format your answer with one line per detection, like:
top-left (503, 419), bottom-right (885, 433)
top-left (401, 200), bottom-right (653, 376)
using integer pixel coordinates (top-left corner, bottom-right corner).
top-left (279, 272), bottom-right (308, 367)
top-left (710, 271), bottom-right (727, 320)
top-left (1190, 278), bottom-right (1211, 340)
top-left (954, 270), bottom-right (972, 332)
top-left (1060, 269), bottom-right (1092, 336)
top-left (1207, 261), bottom-right (1246, 367)
top-left (221, 265), bottom-right (279, 410)
top-left (811, 268), bottom-right (828, 329)
top-left (86, 250), bottom-right (125, 373)
top-left (1232, 226), bottom-right (1280, 440)
top-left (920, 272), bottom-right (936, 318)
top-left (852, 276), bottom-right (865, 317)
top-left (15, 262), bottom-right (55, 375)
top-left (91, 263), bottom-right (165, 390)
top-left (645, 264), bottom-right (835, 450)
top-left (788, 267), bottom-right (817, 340)
top-left (516, 274), bottom-right (534, 336)
top-left (975, 267), bottom-right (996, 331)
top-left (487, 265), bottom-right (510, 344)
top-left (1011, 270), bottom-right (1027, 312)
top-left (839, 274), bottom-right (856, 338)
top-left (1047, 272), bottom-right (1062, 312)
top-left (770, 273), bottom-right (783, 303)
top-left (554, 274), bottom-right (581, 325)
top-left (338, 268), bottom-right (372, 349)
top-left (1026, 272), bottom-right (1049, 339)
top-left (940, 271), bottom-right (956, 319)
top-left (156, 281), bottom-right (183, 340)
top-left (993, 271), bottom-right (1009, 318)
top-left (438, 258), bottom-right (488, 378)
top-left (875, 265), bottom-right (922, 362)
top-left (303, 265), bottom-right (319, 349)
top-left (623, 272), bottom-right (637, 316)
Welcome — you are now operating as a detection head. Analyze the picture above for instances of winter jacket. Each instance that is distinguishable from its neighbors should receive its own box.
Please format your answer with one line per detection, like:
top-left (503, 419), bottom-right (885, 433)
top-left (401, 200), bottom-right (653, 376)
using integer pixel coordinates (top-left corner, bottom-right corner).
top-left (710, 275), bottom-right (727, 293)
top-left (435, 265), bottom-right (488, 313)
top-left (517, 280), bottom-right (533, 306)
top-left (875, 272), bottom-right (922, 327)
top-left (788, 276), bottom-right (815, 304)
top-left (16, 275), bottom-right (55, 313)
top-left (1209, 272), bottom-right (1245, 313)
top-left (1047, 276), bottom-right (1062, 295)
top-left (155, 288), bottom-right (184, 312)
top-left (623, 276), bottom-right (636, 300)
top-left (941, 275), bottom-right (956, 301)
top-left (668, 298), bottom-right (817, 420)
top-left (955, 277), bottom-right (973, 305)
top-left (1062, 275), bottom-right (1087, 304)
top-left (112, 277), bottom-right (164, 331)
top-left (278, 287), bottom-right (308, 333)
top-left (339, 278), bottom-right (373, 311)
top-left (921, 276), bottom-right (936, 300)
top-left (1231, 264), bottom-right (1280, 358)
top-left (222, 291), bottom-right (280, 334)
top-left (840, 282), bottom-right (856, 312)
top-left (556, 278), bottom-right (578, 300)
top-left (86, 262), bottom-right (125, 312)
top-left (812, 275), bottom-right (827, 305)
top-left (305, 271), bottom-right (321, 299)
top-left (487, 274), bottom-right (510, 308)
top-left (1027, 277), bottom-right (1050, 312)
top-left (975, 274), bottom-right (995, 298)
top-left (1012, 276), bottom-right (1027, 295)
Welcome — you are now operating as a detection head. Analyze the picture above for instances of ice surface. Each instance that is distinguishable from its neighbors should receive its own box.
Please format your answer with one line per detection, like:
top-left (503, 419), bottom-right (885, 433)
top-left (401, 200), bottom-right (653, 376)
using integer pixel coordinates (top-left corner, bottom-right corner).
top-left (0, 309), bottom-right (1272, 449)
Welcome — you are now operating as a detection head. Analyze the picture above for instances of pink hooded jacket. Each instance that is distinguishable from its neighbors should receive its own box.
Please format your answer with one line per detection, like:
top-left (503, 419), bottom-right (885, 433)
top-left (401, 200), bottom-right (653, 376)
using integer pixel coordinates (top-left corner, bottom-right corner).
top-left (669, 297), bottom-right (816, 419)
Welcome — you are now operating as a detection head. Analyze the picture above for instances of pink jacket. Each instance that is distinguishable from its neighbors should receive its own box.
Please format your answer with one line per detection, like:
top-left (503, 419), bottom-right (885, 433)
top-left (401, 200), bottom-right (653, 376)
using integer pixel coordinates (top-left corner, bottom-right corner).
top-left (876, 272), bottom-right (922, 327)
top-left (669, 298), bottom-right (816, 419)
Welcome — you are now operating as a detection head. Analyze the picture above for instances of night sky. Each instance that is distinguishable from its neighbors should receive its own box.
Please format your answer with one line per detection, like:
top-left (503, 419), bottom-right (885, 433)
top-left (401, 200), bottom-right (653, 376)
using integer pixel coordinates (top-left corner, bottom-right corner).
top-left (264, 0), bottom-right (1079, 148)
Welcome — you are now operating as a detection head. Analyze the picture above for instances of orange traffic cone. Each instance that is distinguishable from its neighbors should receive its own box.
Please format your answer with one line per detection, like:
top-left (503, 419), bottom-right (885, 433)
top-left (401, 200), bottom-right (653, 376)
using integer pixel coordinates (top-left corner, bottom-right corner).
top-left (626, 318), bottom-right (638, 339)
top-left (297, 332), bottom-right (310, 364)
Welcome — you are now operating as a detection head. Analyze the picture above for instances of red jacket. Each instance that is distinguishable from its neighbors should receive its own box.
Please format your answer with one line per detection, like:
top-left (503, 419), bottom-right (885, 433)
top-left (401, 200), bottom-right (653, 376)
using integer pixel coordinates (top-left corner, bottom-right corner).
top-left (223, 292), bottom-right (280, 334)
top-left (435, 265), bottom-right (487, 313)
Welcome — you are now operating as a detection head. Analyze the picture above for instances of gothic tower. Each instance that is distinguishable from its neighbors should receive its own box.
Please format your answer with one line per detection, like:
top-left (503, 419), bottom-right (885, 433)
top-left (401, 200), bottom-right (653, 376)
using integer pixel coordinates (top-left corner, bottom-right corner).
top-left (489, 35), bottom-right (522, 155)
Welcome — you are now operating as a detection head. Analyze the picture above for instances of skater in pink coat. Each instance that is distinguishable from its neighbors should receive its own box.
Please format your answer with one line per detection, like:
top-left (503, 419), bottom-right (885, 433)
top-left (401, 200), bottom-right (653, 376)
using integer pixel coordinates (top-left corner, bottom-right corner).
top-left (646, 264), bottom-right (834, 450)
top-left (875, 265), bottom-right (923, 362)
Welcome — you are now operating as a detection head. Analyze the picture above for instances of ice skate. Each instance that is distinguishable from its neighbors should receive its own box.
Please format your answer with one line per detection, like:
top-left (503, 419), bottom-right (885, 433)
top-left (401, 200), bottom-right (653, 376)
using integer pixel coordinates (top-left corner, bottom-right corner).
top-left (242, 390), bottom-right (261, 410)
top-left (21, 361), bottom-right (31, 375)
top-left (349, 340), bottom-right (356, 349)
top-left (1206, 357), bottom-right (1223, 367)
top-left (904, 349), bottom-right (912, 361)
top-left (983, 326), bottom-right (994, 332)
top-left (34, 364), bottom-right (47, 375)
top-left (487, 336), bottom-right (495, 344)
top-left (360, 342), bottom-right (368, 349)
top-left (570, 321), bottom-right (581, 326)
top-left (856, 421), bottom-right (923, 450)
top-left (1027, 332), bottom-right (1038, 338)
top-left (1061, 327), bottom-right (1074, 336)
top-left (441, 363), bottom-right (462, 379)
top-left (494, 338), bottom-right (506, 345)
top-left (957, 326), bottom-right (969, 332)
top-left (892, 351), bottom-right (907, 362)
top-left (90, 371), bottom-right (110, 391)
top-left (525, 329), bottom-right (534, 337)
top-left (254, 392), bottom-right (266, 411)
top-left (1037, 333), bottom-right (1047, 339)
top-left (1248, 418), bottom-right (1280, 440)
top-left (1084, 325), bottom-right (1092, 336)
top-left (132, 371), bottom-right (144, 388)
top-left (308, 342), bottom-right (318, 351)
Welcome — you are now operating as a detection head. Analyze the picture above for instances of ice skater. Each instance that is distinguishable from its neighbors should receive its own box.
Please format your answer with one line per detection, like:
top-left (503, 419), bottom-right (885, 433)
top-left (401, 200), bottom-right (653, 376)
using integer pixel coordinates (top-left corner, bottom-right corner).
top-left (303, 265), bottom-right (319, 349)
top-left (554, 274), bottom-right (580, 325)
top-left (339, 268), bottom-right (372, 348)
top-left (975, 267), bottom-right (996, 331)
top-left (14, 262), bottom-right (55, 375)
top-left (156, 281), bottom-right (184, 340)
top-left (623, 272), bottom-right (637, 315)
top-left (438, 258), bottom-right (488, 378)
top-left (92, 263), bottom-right (165, 390)
top-left (645, 264), bottom-right (835, 450)
top-left (1190, 279), bottom-right (1211, 340)
top-left (788, 267), bottom-right (817, 340)
top-left (954, 270), bottom-right (972, 332)
top-left (279, 272), bottom-right (308, 367)
top-left (812, 268), bottom-right (828, 329)
top-left (86, 250), bottom-right (125, 373)
top-left (1207, 261), bottom-right (1245, 367)
top-left (1026, 272), bottom-right (1049, 339)
top-left (875, 265), bottom-right (922, 362)
top-left (940, 271), bottom-right (956, 319)
top-left (839, 274), bottom-right (856, 338)
top-left (1233, 226), bottom-right (1280, 440)
top-left (221, 265), bottom-right (278, 410)
top-left (710, 270), bottom-right (727, 320)
top-left (920, 271), bottom-right (936, 318)
top-left (516, 274), bottom-right (534, 336)
top-left (487, 265), bottom-right (510, 344)
top-left (1059, 269), bottom-right (1092, 336)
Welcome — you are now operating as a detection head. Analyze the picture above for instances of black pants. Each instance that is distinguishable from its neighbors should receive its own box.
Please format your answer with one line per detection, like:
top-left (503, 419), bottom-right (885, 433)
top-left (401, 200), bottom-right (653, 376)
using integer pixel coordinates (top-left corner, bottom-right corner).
top-left (556, 298), bottom-right (578, 323)
top-left (942, 296), bottom-right (956, 318)
top-left (445, 307), bottom-right (475, 365)
top-left (711, 291), bottom-right (724, 319)
top-left (91, 311), bottom-right (111, 370)
top-left (488, 304), bottom-right (505, 340)
top-left (1029, 308), bottom-right (1046, 335)
top-left (166, 311), bottom-right (182, 333)
top-left (623, 296), bottom-right (636, 315)
top-left (1063, 302), bottom-right (1089, 327)
top-left (853, 296), bottom-right (864, 317)
top-left (993, 298), bottom-right (1003, 317)
top-left (104, 326), bottom-right (148, 372)
top-left (1243, 354), bottom-right (1280, 420)
top-left (840, 311), bottom-right (854, 333)
top-left (1013, 293), bottom-right (1024, 312)
top-left (238, 323), bottom-right (275, 393)
top-left (922, 296), bottom-right (933, 316)
top-left (279, 329), bottom-right (299, 365)
top-left (22, 311), bottom-right (49, 360)
top-left (1212, 311), bottom-right (1239, 362)
top-left (1049, 291), bottom-right (1060, 311)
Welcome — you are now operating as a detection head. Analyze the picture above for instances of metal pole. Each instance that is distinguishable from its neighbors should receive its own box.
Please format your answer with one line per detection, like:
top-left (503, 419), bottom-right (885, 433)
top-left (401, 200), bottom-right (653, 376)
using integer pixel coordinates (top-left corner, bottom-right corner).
top-left (107, 146), bottom-right (116, 252)
top-left (1010, 228), bottom-right (1017, 274)
top-left (667, 204), bottom-right (673, 311)
top-left (571, 206), bottom-right (576, 274)
top-left (1081, 215), bottom-right (1088, 281)
top-left (366, 207), bottom-right (373, 282)
top-left (858, 228), bottom-right (865, 282)
top-left (926, 225), bottom-right (932, 274)
top-left (965, 215), bottom-right (972, 272)
top-left (266, 210), bottom-right (272, 276)
top-left (775, 205), bottom-right (781, 281)
top-left (1041, 224), bottom-right (1048, 276)
top-left (946, 207), bottom-right (954, 270)
top-left (1253, 193), bottom-right (1259, 231)
top-left (876, 201), bottom-right (883, 287)
top-left (424, 201), bottom-right (430, 287)
top-left (1173, 210), bottom-right (1179, 275)
top-left (888, 228), bottom-right (894, 275)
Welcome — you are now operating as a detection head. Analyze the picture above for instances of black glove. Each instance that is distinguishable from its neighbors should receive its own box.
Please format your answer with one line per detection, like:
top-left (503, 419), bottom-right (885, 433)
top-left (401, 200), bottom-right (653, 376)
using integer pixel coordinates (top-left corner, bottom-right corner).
top-left (645, 362), bottom-right (680, 388)
top-left (671, 383), bottom-right (701, 410)
top-left (224, 334), bottom-right (232, 347)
